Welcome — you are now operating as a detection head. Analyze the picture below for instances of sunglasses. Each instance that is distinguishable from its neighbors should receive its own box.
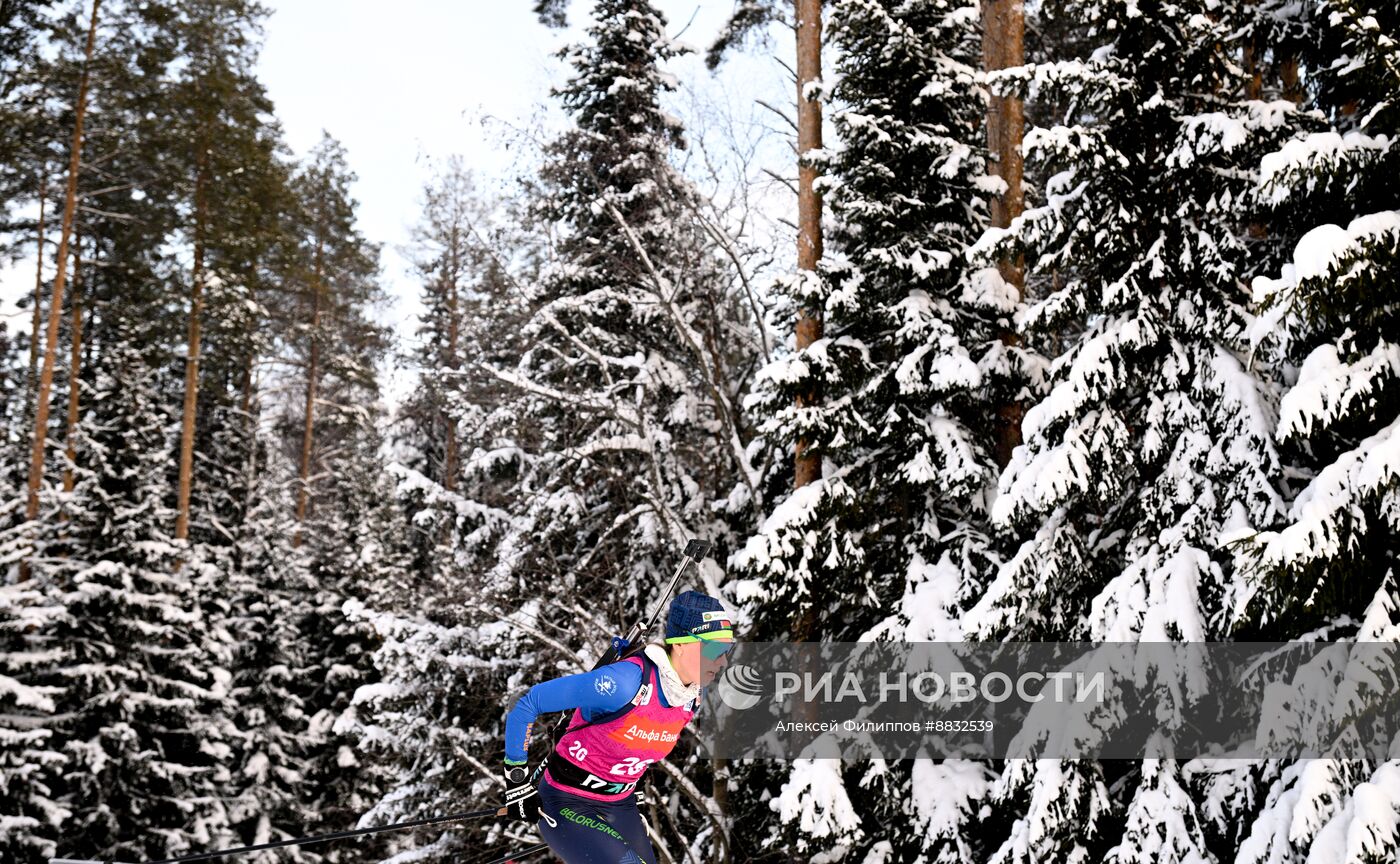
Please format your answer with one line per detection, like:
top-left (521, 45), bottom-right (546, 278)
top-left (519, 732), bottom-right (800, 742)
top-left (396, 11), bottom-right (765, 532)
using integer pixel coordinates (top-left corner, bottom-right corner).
top-left (700, 640), bottom-right (736, 660)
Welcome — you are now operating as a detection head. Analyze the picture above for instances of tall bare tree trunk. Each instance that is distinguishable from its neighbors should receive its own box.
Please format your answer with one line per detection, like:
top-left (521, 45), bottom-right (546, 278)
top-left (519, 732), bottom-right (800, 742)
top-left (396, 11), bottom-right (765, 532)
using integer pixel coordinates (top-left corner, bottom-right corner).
top-left (294, 232), bottom-right (325, 547)
top-left (25, 0), bottom-right (102, 560)
top-left (984, 0), bottom-right (1026, 470)
top-left (794, 0), bottom-right (824, 499)
top-left (784, 11), bottom-right (825, 847)
top-left (63, 230), bottom-right (83, 494)
top-left (175, 129), bottom-right (210, 541)
top-left (30, 177), bottom-right (47, 391)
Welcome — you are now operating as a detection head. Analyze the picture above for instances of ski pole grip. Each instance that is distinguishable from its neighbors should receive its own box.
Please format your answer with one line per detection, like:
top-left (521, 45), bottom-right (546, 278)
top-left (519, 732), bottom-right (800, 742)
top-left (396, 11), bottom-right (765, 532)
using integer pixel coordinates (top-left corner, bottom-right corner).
top-left (683, 539), bottom-right (710, 560)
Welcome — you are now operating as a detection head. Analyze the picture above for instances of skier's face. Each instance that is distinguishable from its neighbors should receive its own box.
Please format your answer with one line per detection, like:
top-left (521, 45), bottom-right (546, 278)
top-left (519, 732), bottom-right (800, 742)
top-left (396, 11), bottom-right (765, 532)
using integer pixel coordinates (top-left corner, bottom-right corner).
top-left (673, 638), bottom-right (734, 686)
top-left (698, 637), bottom-right (734, 687)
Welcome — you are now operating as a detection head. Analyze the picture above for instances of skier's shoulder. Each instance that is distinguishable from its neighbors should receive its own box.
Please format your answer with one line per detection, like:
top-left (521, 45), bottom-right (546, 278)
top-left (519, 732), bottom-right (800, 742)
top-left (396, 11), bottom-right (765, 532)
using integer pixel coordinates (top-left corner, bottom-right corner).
top-left (587, 655), bottom-right (645, 704)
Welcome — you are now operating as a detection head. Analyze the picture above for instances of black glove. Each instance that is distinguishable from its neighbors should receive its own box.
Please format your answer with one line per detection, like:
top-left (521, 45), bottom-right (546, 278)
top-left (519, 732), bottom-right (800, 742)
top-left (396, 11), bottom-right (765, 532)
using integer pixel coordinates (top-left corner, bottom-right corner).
top-left (502, 763), bottom-right (541, 822)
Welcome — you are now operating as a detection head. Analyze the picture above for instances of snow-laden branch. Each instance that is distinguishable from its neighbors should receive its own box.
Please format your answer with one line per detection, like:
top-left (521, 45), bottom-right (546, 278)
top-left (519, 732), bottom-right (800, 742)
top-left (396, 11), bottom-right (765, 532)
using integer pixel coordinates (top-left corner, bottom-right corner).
top-left (601, 200), bottom-right (763, 510)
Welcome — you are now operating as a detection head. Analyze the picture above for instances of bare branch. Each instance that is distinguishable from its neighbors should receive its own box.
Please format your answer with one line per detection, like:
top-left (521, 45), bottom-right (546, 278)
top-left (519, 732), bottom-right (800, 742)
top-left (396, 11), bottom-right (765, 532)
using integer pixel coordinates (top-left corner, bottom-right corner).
top-left (754, 98), bottom-right (798, 134)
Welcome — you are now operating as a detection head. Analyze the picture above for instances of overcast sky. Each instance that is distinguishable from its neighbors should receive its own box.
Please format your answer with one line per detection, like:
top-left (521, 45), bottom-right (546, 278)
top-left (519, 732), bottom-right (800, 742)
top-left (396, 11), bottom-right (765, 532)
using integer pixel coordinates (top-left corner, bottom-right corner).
top-left (255, 0), bottom-right (788, 349)
top-left (1, 1), bottom-right (792, 400)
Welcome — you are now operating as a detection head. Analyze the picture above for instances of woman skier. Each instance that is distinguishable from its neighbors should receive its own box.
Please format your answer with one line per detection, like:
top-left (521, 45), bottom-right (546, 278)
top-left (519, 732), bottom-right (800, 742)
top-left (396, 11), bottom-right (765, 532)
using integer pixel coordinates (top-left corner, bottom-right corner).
top-left (500, 590), bottom-right (735, 864)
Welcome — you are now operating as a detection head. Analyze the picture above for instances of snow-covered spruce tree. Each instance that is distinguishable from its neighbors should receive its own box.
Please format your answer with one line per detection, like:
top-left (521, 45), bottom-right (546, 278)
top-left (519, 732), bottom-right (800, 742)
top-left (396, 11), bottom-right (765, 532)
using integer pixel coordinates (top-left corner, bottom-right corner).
top-left (181, 140), bottom-right (316, 857)
top-left (39, 334), bottom-right (238, 861)
top-left (1225, 0), bottom-right (1399, 636)
top-left (297, 412), bottom-right (407, 860)
top-left (730, 0), bottom-right (1008, 860)
top-left (1224, 3), bottom-right (1400, 863)
top-left (0, 328), bottom-right (68, 863)
top-left (0, 325), bottom-right (71, 864)
top-left (493, 0), bottom-right (759, 595)
top-left (0, 577), bottom-right (68, 864)
top-left (341, 599), bottom-right (518, 863)
top-left (962, 6), bottom-right (1301, 646)
top-left (221, 440), bottom-right (319, 855)
top-left (5, 7), bottom-right (257, 852)
top-left (957, 0), bottom-right (1311, 861)
top-left (390, 159), bottom-right (533, 609)
top-left (738, 0), bottom-right (1003, 645)
top-left (351, 172), bottom-right (543, 862)
top-left (275, 137), bottom-right (403, 859)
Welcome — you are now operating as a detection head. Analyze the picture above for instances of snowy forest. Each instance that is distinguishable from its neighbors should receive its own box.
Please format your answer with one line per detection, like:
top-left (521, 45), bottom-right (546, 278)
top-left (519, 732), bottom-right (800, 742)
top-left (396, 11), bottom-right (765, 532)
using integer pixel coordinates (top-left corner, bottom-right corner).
top-left (1, 0), bottom-right (1398, 861)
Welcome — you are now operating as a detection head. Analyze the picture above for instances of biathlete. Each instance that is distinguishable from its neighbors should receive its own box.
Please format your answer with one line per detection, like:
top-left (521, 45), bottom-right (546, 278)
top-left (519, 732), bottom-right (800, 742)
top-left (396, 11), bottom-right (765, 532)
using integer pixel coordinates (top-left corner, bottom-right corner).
top-left (500, 590), bottom-right (736, 864)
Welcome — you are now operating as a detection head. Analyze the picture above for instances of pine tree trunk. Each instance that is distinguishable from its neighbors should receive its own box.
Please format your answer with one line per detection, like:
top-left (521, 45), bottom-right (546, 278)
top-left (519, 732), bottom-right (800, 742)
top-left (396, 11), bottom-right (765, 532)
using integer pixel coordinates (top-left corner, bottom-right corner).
top-left (25, 0), bottom-right (102, 546)
top-left (29, 177), bottom-right (47, 392)
top-left (984, 0), bottom-right (1026, 470)
top-left (794, 0), bottom-right (824, 499)
top-left (294, 233), bottom-right (324, 547)
top-left (63, 230), bottom-right (83, 494)
top-left (789, 2), bottom-right (825, 801)
top-left (175, 129), bottom-right (210, 541)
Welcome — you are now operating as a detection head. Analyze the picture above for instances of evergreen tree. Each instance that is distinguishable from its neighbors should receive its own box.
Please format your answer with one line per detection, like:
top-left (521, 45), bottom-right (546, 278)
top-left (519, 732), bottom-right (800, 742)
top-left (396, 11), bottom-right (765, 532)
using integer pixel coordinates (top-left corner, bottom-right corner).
top-left (281, 135), bottom-right (382, 542)
top-left (155, 9), bottom-right (300, 852)
top-left (1228, 3), bottom-right (1400, 863)
top-left (732, 0), bottom-right (1010, 858)
top-left (2, 4), bottom-right (244, 856)
top-left (4, 3), bottom-right (408, 862)
top-left (44, 336), bottom-right (238, 861)
top-left (222, 443), bottom-right (318, 854)
top-left (0, 578), bottom-right (68, 864)
top-left (158, 0), bottom-right (290, 550)
top-left (485, 0), bottom-right (759, 651)
top-left (740, 0), bottom-right (1005, 646)
top-left (955, 0), bottom-right (1307, 859)
top-left (351, 163), bottom-right (544, 864)
top-left (0, 318), bottom-right (68, 863)
top-left (1227, 0), bottom-right (1400, 635)
top-left (391, 159), bottom-right (531, 606)
top-left (276, 136), bottom-right (400, 858)
top-left (297, 420), bottom-right (404, 858)
top-left (0, 0), bottom-right (61, 264)
top-left (340, 598), bottom-right (508, 862)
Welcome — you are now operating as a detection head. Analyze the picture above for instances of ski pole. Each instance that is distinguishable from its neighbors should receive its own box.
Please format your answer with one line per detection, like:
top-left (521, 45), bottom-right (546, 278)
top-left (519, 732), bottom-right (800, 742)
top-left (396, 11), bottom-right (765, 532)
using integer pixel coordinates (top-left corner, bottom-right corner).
top-left (51, 806), bottom-right (501, 864)
top-left (599, 538), bottom-right (712, 670)
top-left (481, 841), bottom-right (550, 864)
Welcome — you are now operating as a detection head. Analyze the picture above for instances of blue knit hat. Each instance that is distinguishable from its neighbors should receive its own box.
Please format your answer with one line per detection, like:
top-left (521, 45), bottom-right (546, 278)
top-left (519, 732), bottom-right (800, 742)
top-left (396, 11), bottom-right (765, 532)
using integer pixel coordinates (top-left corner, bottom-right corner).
top-left (664, 590), bottom-right (734, 643)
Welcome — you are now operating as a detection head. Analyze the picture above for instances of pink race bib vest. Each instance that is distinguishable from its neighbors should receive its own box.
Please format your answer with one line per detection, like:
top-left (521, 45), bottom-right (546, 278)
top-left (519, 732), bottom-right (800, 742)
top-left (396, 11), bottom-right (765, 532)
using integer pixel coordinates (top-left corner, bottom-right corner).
top-left (544, 654), bottom-right (698, 802)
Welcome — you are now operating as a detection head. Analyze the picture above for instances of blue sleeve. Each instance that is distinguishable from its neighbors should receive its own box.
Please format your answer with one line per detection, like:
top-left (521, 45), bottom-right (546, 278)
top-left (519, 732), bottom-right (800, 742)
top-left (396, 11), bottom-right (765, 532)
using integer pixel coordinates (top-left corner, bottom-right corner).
top-left (504, 660), bottom-right (643, 763)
